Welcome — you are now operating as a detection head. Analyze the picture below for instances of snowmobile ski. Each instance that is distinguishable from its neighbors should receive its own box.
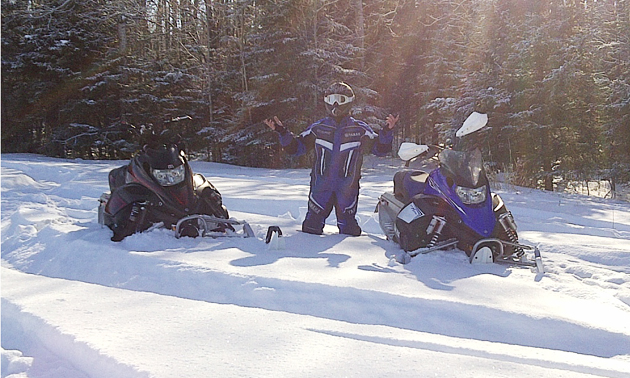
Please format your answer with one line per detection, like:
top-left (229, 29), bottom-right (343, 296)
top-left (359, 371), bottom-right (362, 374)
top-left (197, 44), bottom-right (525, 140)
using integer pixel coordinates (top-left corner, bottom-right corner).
top-left (174, 215), bottom-right (255, 239)
top-left (469, 238), bottom-right (544, 273)
top-left (396, 237), bottom-right (543, 272)
top-left (493, 246), bottom-right (544, 272)
top-left (395, 238), bottom-right (458, 264)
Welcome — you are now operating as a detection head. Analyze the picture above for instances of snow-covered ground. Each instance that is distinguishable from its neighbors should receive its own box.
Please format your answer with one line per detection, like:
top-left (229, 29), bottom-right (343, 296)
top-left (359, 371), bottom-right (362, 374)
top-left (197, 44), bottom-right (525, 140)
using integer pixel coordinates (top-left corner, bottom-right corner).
top-left (2, 153), bottom-right (630, 378)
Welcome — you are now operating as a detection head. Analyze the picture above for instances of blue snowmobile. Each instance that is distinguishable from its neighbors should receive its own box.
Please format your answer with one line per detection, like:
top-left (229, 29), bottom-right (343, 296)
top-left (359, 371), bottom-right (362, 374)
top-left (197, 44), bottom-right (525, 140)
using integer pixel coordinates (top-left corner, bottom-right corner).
top-left (376, 112), bottom-right (543, 272)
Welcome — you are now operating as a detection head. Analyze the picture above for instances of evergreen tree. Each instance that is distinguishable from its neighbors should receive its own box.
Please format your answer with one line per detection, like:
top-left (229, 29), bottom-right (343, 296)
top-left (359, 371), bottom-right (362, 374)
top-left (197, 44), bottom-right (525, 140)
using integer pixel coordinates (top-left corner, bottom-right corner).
top-left (595, 0), bottom-right (630, 190)
top-left (2, 0), bottom-right (629, 191)
top-left (2, 0), bottom-right (118, 155)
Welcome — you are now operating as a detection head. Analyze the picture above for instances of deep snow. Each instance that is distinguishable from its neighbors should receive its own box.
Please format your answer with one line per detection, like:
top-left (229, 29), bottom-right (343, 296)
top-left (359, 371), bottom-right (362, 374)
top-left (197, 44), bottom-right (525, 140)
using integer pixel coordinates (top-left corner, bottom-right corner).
top-left (2, 153), bottom-right (630, 378)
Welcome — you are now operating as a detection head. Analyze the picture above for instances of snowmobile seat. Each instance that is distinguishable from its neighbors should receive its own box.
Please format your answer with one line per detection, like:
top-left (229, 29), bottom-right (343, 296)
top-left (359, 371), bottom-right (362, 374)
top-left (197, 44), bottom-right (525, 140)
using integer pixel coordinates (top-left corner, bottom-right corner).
top-left (394, 169), bottom-right (429, 203)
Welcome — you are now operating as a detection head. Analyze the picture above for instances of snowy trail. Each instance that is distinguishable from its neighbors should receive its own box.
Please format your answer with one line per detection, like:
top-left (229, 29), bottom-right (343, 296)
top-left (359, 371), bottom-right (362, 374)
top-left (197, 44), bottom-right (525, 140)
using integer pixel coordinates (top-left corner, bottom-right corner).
top-left (4, 269), bottom-right (630, 378)
top-left (2, 154), bottom-right (630, 377)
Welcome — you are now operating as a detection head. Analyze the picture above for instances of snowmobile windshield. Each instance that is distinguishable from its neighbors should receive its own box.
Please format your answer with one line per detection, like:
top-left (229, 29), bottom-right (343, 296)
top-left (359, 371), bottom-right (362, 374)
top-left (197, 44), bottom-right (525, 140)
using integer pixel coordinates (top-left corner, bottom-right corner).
top-left (143, 145), bottom-right (184, 169)
top-left (439, 148), bottom-right (484, 187)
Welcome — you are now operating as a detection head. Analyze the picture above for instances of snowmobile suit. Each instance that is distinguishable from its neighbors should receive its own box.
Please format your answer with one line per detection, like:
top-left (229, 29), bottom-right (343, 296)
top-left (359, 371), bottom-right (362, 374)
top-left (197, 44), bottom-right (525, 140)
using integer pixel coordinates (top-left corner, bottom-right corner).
top-left (277, 116), bottom-right (393, 235)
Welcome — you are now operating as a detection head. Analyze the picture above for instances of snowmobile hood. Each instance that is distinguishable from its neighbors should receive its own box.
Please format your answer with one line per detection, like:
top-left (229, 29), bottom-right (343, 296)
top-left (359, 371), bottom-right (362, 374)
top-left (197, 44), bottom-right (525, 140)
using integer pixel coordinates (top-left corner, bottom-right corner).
top-left (126, 148), bottom-right (196, 210)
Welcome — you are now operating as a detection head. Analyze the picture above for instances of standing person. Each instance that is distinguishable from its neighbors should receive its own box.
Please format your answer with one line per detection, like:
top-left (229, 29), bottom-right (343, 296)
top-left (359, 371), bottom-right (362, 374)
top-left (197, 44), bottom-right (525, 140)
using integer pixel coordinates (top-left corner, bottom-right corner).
top-left (265, 82), bottom-right (399, 236)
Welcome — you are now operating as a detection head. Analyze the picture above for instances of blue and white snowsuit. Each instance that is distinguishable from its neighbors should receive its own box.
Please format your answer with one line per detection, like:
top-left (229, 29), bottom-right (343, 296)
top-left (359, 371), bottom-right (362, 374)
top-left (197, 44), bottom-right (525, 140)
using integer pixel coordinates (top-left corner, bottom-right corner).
top-left (278, 116), bottom-right (393, 235)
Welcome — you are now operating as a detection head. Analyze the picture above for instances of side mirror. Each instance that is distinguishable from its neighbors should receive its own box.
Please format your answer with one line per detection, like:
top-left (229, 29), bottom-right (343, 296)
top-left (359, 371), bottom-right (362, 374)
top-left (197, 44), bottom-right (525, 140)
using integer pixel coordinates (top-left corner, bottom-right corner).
top-left (398, 142), bottom-right (430, 161)
top-left (455, 112), bottom-right (488, 138)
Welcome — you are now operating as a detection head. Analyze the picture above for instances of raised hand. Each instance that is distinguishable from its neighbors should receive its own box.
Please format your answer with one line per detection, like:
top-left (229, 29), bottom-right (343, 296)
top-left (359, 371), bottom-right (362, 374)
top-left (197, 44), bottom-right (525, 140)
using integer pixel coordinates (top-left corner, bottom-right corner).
top-left (386, 114), bottom-right (400, 130)
top-left (264, 116), bottom-right (283, 131)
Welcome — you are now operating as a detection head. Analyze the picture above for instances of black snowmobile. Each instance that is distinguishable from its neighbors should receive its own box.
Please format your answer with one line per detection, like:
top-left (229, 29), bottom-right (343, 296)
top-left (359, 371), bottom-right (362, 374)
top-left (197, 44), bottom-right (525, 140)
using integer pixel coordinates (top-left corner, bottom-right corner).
top-left (98, 130), bottom-right (254, 241)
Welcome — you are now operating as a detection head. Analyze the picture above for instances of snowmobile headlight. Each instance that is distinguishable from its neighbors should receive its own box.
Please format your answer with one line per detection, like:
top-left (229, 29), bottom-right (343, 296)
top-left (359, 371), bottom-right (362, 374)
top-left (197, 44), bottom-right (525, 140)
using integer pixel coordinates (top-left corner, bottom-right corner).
top-left (455, 185), bottom-right (487, 205)
top-left (152, 165), bottom-right (185, 186)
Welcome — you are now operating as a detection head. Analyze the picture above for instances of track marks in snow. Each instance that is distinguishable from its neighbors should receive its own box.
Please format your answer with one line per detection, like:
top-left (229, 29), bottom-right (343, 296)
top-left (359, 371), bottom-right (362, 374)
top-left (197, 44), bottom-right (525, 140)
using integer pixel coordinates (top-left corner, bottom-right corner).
top-left (8, 239), bottom-right (630, 359)
top-left (1, 299), bottom-right (149, 378)
top-left (311, 329), bottom-right (630, 378)
top-left (516, 225), bottom-right (630, 312)
top-left (4, 268), bottom-right (630, 378)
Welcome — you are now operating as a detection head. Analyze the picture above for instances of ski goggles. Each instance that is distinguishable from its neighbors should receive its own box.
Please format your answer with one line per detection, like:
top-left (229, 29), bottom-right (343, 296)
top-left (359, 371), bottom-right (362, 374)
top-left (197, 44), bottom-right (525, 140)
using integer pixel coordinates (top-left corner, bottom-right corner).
top-left (324, 93), bottom-right (354, 105)
top-left (152, 164), bottom-right (186, 186)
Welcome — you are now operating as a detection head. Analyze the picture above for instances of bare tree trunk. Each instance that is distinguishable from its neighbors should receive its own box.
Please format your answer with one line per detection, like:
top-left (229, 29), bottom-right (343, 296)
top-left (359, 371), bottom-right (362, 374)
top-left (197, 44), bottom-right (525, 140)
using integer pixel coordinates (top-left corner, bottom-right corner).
top-left (118, 16), bottom-right (127, 55)
top-left (312, 0), bottom-right (321, 109)
top-left (354, 0), bottom-right (365, 69)
top-left (236, 4), bottom-right (252, 124)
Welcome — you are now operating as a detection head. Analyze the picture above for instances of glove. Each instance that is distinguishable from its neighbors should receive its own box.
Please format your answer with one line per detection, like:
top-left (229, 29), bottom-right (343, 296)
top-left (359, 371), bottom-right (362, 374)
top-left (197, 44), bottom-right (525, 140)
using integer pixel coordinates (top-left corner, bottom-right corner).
top-left (274, 124), bottom-right (288, 135)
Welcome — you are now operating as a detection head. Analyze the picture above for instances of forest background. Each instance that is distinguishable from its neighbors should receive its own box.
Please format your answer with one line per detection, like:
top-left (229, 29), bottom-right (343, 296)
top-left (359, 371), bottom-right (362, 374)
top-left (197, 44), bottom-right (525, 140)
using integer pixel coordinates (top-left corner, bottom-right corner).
top-left (2, 0), bottom-right (629, 195)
